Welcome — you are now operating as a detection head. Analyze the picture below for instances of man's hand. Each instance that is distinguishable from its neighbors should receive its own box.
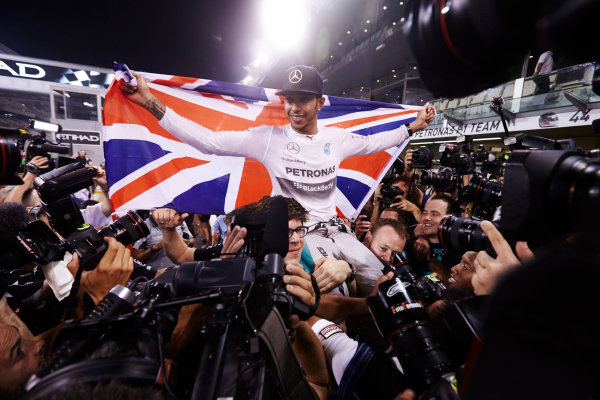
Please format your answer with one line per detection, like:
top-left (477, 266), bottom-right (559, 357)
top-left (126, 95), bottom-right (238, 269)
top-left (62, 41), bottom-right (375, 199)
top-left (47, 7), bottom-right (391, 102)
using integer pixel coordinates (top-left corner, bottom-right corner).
top-left (24, 156), bottom-right (49, 180)
top-left (119, 71), bottom-right (166, 120)
top-left (80, 237), bottom-right (134, 304)
top-left (369, 270), bottom-right (395, 297)
top-left (391, 195), bottom-right (419, 214)
top-left (220, 225), bottom-right (246, 258)
top-left (413, 236), bottom-right (430, 261)
top-left (152, 208), bottom-right (188, 230)
top-left (353, 214), bottom-right (371, 238)
top-left (284, 262), bottom-right (316, 329)
top-left (471, 221), bottom-right (532, 295)
top-left (409, 103), bottom-right (435, 132)
top-left (313, 258), bottom-right (351, 293)
top-left (92, 166), bottom-right (108, 191)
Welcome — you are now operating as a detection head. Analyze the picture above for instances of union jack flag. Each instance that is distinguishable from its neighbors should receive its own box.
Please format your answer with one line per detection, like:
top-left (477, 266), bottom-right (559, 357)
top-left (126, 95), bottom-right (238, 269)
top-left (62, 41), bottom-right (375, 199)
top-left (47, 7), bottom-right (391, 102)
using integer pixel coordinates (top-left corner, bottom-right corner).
top-left (102, 71), bottom-right (419, 219)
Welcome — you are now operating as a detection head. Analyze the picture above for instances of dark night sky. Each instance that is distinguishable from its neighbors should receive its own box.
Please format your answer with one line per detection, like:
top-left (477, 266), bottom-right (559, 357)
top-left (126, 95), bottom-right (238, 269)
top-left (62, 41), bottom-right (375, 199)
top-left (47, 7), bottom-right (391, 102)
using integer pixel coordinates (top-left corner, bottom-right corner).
top-left (0, 1), bottom-right (261, 82)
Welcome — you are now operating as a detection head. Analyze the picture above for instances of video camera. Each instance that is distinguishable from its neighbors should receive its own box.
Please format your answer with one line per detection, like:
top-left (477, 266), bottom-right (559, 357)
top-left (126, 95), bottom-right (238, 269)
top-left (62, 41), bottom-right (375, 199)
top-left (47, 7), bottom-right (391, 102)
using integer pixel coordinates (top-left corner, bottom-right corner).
top-left (25, 197), bottom-right (319, 400)
top-left (0, 121), bottom-right (71, 184)
top-left (0, 162), bottom-right (150, 275)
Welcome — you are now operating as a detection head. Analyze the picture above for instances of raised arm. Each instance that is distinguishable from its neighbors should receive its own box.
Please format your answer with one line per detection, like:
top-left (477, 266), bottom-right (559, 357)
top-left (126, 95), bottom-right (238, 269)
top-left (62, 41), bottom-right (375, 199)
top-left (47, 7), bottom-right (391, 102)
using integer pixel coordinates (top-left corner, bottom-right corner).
top-left (119, 71), bottom-right (269, 160)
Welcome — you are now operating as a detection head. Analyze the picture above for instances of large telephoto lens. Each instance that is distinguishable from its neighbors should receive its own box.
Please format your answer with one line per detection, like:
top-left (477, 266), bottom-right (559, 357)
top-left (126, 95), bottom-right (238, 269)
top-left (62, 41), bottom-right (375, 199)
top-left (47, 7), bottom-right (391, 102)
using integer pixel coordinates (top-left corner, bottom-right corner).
top-left (368, 278), bottom-right (453, 391)
top-left (438, 215), bottom-right (490, 251)
top-left (99, 211), bottom-right (150, 246)
top-left (460, 175), bottom-right (503, 207)
top-left (501, 150), bottom-right (600, 240)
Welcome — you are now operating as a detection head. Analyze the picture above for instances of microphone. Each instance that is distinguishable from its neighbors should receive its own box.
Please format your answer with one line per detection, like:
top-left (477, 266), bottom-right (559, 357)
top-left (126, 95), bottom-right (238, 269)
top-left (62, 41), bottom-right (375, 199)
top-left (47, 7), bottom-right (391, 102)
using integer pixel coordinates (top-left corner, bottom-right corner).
top-left (0, 202), bottom-right (30, 244)
top-left (259, 196), bottom-right (289, 260)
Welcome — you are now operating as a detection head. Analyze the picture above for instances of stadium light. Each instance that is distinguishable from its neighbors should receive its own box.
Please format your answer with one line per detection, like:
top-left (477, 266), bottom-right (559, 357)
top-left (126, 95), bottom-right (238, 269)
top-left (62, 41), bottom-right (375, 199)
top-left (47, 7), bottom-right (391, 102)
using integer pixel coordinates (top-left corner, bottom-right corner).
top-left (260, 0), bottom-right (308, 50)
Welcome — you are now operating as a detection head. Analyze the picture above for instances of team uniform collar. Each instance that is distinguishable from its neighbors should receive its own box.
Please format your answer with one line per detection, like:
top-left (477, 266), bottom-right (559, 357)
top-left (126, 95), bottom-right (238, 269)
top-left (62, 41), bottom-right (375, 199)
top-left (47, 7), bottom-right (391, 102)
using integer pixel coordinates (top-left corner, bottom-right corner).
top-left (284, 124), bottom-right (321, 140)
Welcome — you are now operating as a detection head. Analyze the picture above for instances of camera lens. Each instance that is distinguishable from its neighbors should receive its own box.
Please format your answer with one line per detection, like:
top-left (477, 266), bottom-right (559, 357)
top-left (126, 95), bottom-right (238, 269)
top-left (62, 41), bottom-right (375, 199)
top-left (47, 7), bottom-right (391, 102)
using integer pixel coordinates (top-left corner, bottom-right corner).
top-left (99, 211), bottom-right (150, 246)
top-left (368, 278), bottom-right (453, 390)
top-left (438, 215), bottom-right (490, 251)
top-left (461, 175), bottom-right (502, 207)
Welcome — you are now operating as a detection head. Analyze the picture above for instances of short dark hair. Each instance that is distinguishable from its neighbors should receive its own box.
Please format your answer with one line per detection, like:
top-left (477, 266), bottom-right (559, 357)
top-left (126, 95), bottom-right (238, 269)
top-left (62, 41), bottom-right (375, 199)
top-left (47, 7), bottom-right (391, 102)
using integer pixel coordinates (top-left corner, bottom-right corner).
top-left (428, 193), bottom-right (461, 216)
top-left (225, 202), bottom-right (261, 226)
top-left (370, 218), bottom-right (408, 241)
top-left (225, 196), bottom-right (308, 225)
top-left (379, 207), bottom-right (401, 221)
top-left (391, 176), bottom-right (410, 185)
top-left (256, 195), bottom-right (308, 222)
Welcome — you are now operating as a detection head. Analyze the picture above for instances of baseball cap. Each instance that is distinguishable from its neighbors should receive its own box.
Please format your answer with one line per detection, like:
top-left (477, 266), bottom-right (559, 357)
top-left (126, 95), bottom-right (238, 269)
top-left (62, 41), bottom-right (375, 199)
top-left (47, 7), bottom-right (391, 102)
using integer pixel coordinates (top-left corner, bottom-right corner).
top-left (276, 65), bottom-right (323, 97)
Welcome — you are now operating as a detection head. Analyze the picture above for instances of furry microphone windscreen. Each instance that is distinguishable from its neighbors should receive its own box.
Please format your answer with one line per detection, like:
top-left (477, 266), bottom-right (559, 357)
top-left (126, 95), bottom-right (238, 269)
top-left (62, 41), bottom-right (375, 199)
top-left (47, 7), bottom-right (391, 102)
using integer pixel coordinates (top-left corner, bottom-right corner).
top-left (0, 202), bottom-right (30, 244)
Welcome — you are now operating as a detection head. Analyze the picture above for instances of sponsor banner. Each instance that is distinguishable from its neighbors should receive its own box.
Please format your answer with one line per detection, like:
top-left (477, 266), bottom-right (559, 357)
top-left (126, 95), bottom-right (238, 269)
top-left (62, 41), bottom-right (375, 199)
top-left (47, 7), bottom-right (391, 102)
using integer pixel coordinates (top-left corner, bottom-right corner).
top-left (56, 130), bottom-right (102, 145)
top-left (0, 57), bottom-right (113, 88)
top-left (412, 108), bottom-right (600, 140)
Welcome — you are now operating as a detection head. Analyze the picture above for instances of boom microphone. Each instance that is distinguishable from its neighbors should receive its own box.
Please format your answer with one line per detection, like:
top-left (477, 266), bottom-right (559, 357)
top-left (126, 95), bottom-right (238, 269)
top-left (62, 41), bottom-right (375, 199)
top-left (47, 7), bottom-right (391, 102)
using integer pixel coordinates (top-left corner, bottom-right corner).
top-left (259, 196), bottom-right (289, 260)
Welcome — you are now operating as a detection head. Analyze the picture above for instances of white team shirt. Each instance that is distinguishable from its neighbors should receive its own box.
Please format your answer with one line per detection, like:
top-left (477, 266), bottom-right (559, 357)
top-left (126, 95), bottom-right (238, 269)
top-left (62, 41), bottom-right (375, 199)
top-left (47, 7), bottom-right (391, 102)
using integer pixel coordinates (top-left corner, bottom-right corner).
top-left (159, 107), bottom-right (409, 223)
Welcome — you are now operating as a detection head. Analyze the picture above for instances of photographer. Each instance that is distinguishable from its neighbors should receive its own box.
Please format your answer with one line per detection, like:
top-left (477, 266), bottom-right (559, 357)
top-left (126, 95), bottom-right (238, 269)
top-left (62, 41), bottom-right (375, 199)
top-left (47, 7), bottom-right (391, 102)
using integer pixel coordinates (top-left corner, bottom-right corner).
top-left (414, 194), bottom-right (462, 282)
top-left (371, 178), bottom-right (423, 228)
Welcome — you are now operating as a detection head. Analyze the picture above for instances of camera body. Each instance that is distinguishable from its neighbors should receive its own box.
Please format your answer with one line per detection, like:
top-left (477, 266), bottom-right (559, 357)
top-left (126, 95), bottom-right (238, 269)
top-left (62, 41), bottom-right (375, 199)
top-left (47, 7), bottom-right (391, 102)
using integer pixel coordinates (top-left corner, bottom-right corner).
top-left (379, 183), bottom-right (404, 208)
top-left (421, 168), bottom-right (458, 193)
top-left (410, 146), bottom-right (434, 169)
top-left (440, 144), bottom-right (475, 175)
top-left (472, 144), bottom-right (490, 162)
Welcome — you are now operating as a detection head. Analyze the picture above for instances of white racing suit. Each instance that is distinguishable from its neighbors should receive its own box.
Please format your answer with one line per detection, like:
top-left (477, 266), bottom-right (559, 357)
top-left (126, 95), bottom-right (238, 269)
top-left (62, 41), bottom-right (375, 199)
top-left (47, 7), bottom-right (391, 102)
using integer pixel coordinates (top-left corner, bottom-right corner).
top-left (159, 107), bottom-right (409, 295)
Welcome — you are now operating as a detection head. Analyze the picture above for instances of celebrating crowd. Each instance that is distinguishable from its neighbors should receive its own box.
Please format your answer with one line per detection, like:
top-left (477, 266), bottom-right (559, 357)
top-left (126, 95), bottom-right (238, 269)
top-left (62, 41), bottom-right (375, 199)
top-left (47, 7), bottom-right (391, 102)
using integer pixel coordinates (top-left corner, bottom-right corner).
top-left (0, 64), bottom-right (596, 400)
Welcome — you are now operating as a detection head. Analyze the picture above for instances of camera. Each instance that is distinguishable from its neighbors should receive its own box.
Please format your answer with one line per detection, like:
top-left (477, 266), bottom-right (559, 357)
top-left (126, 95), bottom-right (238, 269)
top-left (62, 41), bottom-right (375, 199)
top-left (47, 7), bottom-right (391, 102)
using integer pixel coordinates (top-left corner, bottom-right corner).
top-left (421, 168), bottom-right (458, 193)
top-left (26, 197), bottom-right (318, 400)
top-left (409, 146), bottom-right (434, 169)
top-left (480, 159), bottom-right (504, 178)
top-left (438, 215), bottom-right (495, 253)
top-left (387, 253), bottom-right (446, 307)
top-left (460, 173), bottom-right (503, 220)
top-left (0, 123), bottom-right (70, 184)
top-left (379, 183), bottom-right (404, 208)
top-left (472, 144), bottom-right (490, 162)
top-left (0, 210), bottom-right (149, 272)
top-left (0, 162), bottom-right (150, 272)
top-left (439, 144), bottom-right (475, 175)
top-left (367, 274), bottom-right (457, 396)
top-left (403, 0), bottom-right (598, 98)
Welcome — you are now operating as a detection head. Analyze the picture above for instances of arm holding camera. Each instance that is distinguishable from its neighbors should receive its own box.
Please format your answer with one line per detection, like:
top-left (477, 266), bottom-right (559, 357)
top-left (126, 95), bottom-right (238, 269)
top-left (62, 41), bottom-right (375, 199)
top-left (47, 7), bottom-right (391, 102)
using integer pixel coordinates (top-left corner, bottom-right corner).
top-left (472, 221), bottom-right (534, 295)
top-left (391, 195), bottom-right (422, 222)
top-left (80, 237), bottom-right (134, 304)
top-left (91, 166), bottom-right (112, 217)
top-left (370, 183), bottom-right (384, 225)
top-left (3, 156), bottom-right (48, 204)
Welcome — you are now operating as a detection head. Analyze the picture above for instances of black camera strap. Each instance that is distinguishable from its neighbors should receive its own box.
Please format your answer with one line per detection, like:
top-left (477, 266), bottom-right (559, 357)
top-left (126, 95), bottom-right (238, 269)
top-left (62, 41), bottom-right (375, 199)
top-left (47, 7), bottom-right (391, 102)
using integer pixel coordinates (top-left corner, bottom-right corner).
top-left (254, 306), bottom-right (319, 400)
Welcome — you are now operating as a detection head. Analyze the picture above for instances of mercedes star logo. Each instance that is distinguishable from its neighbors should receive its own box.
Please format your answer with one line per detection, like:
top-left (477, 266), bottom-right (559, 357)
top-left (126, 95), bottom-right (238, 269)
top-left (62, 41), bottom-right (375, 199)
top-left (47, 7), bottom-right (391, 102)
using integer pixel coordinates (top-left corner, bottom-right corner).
top-left (287, 142), bottom-right (300, 154)
top-left (289, 69), bottom-right (303, 84)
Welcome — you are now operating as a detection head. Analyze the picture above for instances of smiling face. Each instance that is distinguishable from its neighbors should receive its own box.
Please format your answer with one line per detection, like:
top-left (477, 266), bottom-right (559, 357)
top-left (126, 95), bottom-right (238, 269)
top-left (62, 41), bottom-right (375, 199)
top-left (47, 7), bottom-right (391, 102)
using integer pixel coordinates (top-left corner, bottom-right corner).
top-left (283, 92), bottom-right (325, 135)
top-left (284, 218), bottom-right (305, 264)
top-left (0, 323), bottom-right (44, 395)
top-left (422, 198), bottom-right (449, 242)
top-left (448, 251), bottom-right (477, 289)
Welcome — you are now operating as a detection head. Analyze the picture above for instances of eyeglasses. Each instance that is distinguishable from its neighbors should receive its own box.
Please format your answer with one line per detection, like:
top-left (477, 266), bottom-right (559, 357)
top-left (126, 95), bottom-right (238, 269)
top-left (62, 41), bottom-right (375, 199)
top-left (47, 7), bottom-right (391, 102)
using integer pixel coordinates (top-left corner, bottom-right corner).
top-left (288, 226), bottom-right (308, 238)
